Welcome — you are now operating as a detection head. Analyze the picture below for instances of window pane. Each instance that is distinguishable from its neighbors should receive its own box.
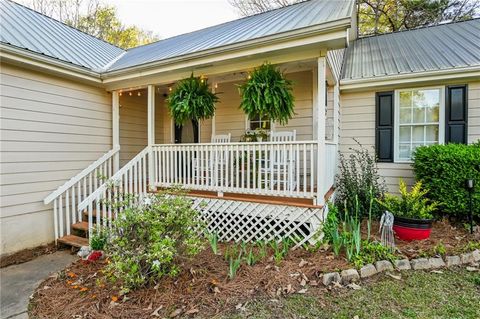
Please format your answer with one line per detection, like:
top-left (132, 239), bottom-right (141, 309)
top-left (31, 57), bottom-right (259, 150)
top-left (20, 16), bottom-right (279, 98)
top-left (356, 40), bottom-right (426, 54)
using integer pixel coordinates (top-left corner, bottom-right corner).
top-left (399, 143), bottom-right (411, 159)
top-left (399, 91), bottom-right (411, 108)
top-left (400, 108), bottom-right (411, 124)
top-left (425, 106), bottom-right (439, 122)
top-left (412, 106), bottom-right (425, 123)
top-left (425, 125), bottom-right (439, 142)
top-left (412, 126), bottom-right (424, 142)
top-left (399, 126), bottom-right (411, 142)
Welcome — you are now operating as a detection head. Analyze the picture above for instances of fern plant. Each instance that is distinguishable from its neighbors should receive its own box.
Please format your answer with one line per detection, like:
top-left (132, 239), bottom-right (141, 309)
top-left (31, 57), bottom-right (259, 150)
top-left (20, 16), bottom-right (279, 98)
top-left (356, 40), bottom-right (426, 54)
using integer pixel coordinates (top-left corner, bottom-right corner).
top-left (167, 73), bottom-right (219, 125)
top-left (239, 63), bottom-right (294, 125)
top-left (377, 180), bottom-right (438, 220)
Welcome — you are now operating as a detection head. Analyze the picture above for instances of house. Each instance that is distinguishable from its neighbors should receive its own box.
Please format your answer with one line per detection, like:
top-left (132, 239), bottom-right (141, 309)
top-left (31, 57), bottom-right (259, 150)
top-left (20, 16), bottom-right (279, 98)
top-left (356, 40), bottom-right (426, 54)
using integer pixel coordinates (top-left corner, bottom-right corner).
top-left (0, 0), bottom-right (479, 255)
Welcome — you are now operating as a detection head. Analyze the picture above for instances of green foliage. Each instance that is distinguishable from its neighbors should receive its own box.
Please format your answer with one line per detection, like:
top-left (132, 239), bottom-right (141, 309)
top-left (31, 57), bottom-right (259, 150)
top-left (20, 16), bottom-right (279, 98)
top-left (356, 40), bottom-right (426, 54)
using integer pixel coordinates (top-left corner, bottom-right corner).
top-left (90, 226), bottom-right (108, 251)
top-left (167, 74), bottom-right (219, 125)
top-left (322, 203), bottom-right (339, 244)
top-left (377, 180), bottom-right (438, 220)
top-left (335, 140), bottom-right (386, 218)
top-left (228, 251), bottom-right (243, 279)
top-left (433, 241), bottom-right (447, 256)
top-left (244, 247), bottom-right (257, 266)
top-left (256, 240), bottom-right (268, 260)
top-left (105, 190), bottom-right (204, 292)
top-left (351, 241), bottom-right (397, 269)
top-left (207, 232), bottom-right (219, 255)
top-left (412, 143), bottom-right (480, 220)
top-left (239, 63), bottom-right (294, 125)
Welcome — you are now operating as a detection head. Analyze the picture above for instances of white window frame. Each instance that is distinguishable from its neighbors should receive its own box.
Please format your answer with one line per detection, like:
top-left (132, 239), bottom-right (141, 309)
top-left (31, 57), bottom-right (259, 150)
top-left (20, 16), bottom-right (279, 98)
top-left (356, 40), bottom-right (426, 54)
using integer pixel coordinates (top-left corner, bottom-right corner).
top-left (394, 86), bottom-right (445, 163)
top-left (245, 114), bottom-right (274, 131)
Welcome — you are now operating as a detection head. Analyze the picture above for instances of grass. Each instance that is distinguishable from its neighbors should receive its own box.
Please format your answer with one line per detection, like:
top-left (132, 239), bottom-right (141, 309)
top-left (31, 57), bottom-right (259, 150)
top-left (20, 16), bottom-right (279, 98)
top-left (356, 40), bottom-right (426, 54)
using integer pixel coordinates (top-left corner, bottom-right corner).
top-left (217, 269), bottom-right (480, 319)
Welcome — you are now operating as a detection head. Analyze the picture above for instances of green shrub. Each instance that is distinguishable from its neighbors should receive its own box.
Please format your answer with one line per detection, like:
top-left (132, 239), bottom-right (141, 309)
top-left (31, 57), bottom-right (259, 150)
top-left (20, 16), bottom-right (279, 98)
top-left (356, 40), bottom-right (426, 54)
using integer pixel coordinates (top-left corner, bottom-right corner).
top-left (377, 180), bottom-right (438, 220)
top-left (412, 143), bottom-right (480, 220)
top-left (105, 189), bottom-right (204, 292)
top-left (351, 241), bottom-right (397, 268)
top-left (335, 140), bottom-right (386, 218)
top-left (90, 226), bottom-right (108, 251)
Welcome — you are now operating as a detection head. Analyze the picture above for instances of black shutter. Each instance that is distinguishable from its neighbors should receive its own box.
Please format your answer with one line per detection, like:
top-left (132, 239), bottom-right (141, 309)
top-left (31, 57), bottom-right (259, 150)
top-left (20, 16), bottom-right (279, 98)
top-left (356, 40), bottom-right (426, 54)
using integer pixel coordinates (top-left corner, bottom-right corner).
top-left (376, 91), bottom-right (394, 162)
top-left (446, 85), bottom-right (468, 144)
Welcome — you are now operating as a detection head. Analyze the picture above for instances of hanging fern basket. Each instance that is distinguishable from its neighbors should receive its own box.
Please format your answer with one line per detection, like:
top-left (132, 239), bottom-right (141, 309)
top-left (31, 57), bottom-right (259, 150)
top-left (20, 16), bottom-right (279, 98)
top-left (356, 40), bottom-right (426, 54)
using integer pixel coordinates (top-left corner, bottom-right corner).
top-left (239, 63), bottom-right (295, 125)
top-left (167, 74), bottom-right (219, 125)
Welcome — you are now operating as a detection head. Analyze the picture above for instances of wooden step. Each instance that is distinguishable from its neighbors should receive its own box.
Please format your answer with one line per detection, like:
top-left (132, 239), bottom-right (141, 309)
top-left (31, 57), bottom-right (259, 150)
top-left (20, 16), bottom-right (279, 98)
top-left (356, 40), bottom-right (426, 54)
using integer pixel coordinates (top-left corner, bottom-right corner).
top-left (58, 235), bottom-right (88, 248)
top-left (82, 210), bottom-right (115, 222)
top-left (72, 221), bottom-right (88, 232)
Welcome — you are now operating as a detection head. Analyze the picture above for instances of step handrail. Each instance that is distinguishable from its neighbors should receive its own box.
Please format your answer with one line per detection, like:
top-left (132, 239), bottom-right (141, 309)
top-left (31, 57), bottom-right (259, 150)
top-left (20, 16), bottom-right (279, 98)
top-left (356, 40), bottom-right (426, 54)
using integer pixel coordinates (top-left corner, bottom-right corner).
top-left (44, 146), bottom-right (120, 204)
top-left (77, 145), bottom-right (150, 213)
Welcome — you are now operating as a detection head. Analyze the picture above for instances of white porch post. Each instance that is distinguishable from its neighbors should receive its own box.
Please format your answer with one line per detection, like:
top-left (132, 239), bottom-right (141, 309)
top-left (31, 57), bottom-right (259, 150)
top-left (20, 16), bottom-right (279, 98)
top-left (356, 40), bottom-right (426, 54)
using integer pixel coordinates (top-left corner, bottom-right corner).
top-left (112, 91), bottom-right (120, 173)
top-left (147, 85), bottom-right (156, 190)
top-left (316, 55), bottom-right (327, 206)
top-left (333, 82), bottom-right (340, 144)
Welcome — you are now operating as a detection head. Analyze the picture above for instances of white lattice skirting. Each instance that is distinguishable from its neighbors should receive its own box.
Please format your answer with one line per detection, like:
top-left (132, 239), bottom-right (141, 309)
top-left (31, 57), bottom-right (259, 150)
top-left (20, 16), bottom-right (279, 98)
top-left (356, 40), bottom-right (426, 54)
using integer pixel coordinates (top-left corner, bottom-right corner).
top-left (190, 197), bottom-right (325, 248)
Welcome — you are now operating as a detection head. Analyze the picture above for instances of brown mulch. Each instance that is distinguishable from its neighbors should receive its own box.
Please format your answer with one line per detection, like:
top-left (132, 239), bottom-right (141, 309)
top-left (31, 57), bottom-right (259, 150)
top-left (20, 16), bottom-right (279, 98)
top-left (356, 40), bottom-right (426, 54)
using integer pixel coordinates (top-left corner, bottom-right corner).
top-left (0, 242), bottom-right (58, 268)
top-left (29, 220), bottom-right (479, 319)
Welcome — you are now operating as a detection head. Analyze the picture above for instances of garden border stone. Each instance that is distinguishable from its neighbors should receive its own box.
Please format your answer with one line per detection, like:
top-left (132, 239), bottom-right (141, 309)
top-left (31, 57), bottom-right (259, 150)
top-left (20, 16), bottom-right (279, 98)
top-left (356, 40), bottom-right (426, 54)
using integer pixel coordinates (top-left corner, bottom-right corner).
top-left (394, 259), bottom-right (411, 271)
top-left (428, 257), bottom-right (446, 269)
top-left (322, 272), bottom-right (341, 286)
top-left (375, 260), bottom-right (394, 272)
top-left (410, 258), bottom-right (430, 270)
top-left (445, 256), bottom-right (461, 267)
top-left (341, 269), bottom-right (360, 284)
top-left (360, 264), bottom-right (377, 278)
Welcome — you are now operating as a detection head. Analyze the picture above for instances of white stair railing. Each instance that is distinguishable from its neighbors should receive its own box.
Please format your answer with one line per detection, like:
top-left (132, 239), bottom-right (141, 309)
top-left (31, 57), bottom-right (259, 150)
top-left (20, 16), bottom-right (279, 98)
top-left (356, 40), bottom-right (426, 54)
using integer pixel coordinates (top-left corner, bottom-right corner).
top-left (77, 146), bottom-right (151, 239)
top-left (44, 147), bottom-right (120, 241)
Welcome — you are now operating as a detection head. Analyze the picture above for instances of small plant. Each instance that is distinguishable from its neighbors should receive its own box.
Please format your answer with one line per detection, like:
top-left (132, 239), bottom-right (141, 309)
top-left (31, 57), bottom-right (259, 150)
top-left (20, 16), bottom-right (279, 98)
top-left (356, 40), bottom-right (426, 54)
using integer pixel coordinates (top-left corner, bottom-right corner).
top-left (228, 251), bottom-right (243, 279)
top-left (322, 203), bottom-right (339, 245)
top-left (463, 241), bottom-right (480, 252)
top-left (351, 241), bottom-right (397, 268)
top-left (245, 246), bottom-right (257, 266)
top-left (90, 226), bottom-right (108, 251)
top-left (330, 227), bottom-right (343, 256)
top-left (207, 232), bottom-right (219, 255)
top-left (270, 240), bottom-right (286, 264)
top-left (256, 240), bottom-right (268, 259)
top-left (335, 139), bottom-right (386, 218)
top-left (377, 180), bottom-right (438, 220)
top-left (433, 241), bottom-right (447, 256)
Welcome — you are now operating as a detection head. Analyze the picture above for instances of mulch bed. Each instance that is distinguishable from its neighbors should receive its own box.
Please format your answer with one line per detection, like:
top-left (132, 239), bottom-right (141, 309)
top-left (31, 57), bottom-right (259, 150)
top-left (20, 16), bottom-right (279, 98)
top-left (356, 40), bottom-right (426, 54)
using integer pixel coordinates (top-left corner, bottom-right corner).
top-left (29, 220), bottom-right (479, 319)
top-left (0, 242), bottom-right (58, 268)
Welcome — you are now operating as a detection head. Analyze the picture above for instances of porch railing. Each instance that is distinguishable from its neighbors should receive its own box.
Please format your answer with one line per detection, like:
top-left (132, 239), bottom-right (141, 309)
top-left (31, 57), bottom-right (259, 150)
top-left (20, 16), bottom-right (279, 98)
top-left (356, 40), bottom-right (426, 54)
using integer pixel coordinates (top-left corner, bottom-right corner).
top-left (43, 147), bottom-right (120, 241)
top-left (151, 141), bottom-right (318, 199)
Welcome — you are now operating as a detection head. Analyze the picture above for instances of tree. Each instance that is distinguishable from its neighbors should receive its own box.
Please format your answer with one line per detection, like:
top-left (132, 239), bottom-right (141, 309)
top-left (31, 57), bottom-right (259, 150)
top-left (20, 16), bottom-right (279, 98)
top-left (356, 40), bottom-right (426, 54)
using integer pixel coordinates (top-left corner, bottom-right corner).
top-left (22, 0), bottom-right (159, 48)
top-left (228, 0), bottom-right (480, 35)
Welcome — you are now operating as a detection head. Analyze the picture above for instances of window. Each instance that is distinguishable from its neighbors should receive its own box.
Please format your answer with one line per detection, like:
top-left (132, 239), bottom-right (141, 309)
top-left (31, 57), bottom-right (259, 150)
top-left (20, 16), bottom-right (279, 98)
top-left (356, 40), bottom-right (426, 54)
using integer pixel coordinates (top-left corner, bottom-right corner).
top-left (394, 87), bottom-right (444, 162)
top-left (248, 114), bottom-right (271, 130)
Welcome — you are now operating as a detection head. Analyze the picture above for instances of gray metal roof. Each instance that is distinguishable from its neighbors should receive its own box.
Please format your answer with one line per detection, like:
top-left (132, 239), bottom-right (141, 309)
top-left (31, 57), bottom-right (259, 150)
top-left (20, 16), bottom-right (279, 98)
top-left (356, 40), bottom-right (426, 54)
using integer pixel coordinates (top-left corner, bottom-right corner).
top-left (0, 0), bottom-right (125, 71)
top-left (342, 19), bottom-right (480, 81)
top-left (107, 0), bottom-right (354, 71)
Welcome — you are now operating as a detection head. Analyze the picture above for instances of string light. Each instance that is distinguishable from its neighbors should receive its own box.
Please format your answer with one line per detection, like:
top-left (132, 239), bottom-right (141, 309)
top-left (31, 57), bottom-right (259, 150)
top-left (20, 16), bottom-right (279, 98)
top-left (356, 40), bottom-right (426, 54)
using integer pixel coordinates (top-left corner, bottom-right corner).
top-left (169, 87), bottom-right (172, 92)
top-left (214, 83), bottom-right (218, 89)
top-left (119, 92), bottom-right (122, 96)
top-left (137, 91), bottom-right (141, 96)
top-left (129, 92), bottom-right (132, 96)
top-left (247, 74), bottom-right (252, 80)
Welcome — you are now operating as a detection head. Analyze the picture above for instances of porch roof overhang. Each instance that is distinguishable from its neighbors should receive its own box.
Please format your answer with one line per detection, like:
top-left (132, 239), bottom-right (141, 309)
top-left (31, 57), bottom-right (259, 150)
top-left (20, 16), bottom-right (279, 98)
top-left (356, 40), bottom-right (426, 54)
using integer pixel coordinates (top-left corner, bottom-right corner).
top-left (101, 19), bottom-right (352, 91)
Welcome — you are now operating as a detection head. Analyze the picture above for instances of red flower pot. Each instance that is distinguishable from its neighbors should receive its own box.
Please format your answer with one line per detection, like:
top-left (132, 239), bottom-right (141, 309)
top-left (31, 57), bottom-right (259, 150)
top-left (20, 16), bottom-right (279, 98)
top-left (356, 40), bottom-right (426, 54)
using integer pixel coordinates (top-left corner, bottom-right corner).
top-left (393, 216), bottom-right (433, 241)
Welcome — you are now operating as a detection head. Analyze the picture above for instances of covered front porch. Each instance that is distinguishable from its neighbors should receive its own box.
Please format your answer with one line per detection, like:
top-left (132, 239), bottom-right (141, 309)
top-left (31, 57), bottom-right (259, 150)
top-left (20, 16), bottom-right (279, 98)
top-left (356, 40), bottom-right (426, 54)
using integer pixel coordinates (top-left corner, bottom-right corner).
top-left (113, 57), bottom-right (340, 207)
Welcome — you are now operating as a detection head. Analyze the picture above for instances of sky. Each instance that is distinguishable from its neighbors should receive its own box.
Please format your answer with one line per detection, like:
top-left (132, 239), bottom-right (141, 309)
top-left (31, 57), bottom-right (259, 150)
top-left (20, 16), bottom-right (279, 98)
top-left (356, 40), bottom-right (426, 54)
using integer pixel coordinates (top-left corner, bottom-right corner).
top-left (105, 0), bottom-right (239, 39)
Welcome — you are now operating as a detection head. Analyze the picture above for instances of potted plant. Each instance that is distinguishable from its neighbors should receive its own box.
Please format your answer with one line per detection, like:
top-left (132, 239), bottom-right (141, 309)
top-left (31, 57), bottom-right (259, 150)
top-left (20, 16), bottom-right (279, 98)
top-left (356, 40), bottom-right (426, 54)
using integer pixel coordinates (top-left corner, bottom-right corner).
top-left (167, 74), bottom-right (219, 125)
top-left (377, 180), bottom-right (438, 241)
top-left (239, 63), bottom-right (295, 125)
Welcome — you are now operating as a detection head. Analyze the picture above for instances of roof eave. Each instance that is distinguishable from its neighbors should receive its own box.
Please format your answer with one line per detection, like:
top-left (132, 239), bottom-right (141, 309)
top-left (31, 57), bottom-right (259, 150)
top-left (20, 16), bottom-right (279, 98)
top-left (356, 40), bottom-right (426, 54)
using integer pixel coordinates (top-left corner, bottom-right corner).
top-left (339, 65), bottom-right (480, 91)
top-left (101, 17), bottom-right (352, 83)
top-left (0, 43), bottom-right (103, 84)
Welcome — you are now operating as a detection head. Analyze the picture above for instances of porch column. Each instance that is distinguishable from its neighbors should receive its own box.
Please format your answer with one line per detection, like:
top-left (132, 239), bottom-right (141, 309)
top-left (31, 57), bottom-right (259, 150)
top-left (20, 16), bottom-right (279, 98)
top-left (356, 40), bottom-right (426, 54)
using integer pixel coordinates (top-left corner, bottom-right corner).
top-left (112, 91), bottom-right (120, 173)
top-left (147, 85), bottom-right (156, 190)
top-left (333, 82), bottom-right (340, 144)
top-left (316, 55), bottom-right (327, 206)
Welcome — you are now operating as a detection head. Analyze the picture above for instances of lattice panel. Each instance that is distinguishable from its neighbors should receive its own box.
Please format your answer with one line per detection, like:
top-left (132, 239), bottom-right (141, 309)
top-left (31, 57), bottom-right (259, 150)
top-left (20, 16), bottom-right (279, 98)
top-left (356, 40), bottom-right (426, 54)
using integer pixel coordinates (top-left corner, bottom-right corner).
top-left (190, 197), bottom-right (325, 248)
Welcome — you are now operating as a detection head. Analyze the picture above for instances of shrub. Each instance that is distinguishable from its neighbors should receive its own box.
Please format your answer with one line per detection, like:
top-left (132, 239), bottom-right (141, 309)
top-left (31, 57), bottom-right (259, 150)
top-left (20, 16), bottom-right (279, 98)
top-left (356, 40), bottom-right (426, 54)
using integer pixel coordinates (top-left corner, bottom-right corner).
top-left (377, 180), bottom-right (438, 220)
top-left (351, 241), bottom-right (397, 268)
top-left (90, 226), bottom-right (108, 251)
top-left (412, 143), bottom-right (480, 220)
top-left (335, 140), bottom-right (386, 218)
top-left (105, 189), bottom-right (204, 292)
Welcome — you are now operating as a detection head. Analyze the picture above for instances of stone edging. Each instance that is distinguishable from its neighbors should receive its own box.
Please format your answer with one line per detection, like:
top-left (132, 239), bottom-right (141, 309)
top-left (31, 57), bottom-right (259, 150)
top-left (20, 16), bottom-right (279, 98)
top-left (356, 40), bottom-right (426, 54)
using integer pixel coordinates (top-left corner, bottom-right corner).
top-left (322, 249), bottom-right (480, 286)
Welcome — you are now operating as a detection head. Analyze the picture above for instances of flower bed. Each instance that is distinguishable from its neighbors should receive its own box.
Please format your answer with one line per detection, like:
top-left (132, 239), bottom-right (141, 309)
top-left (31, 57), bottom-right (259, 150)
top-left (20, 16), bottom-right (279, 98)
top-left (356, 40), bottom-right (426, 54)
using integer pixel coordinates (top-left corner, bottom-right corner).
top-left (29, 219), bottom-right (479, 319)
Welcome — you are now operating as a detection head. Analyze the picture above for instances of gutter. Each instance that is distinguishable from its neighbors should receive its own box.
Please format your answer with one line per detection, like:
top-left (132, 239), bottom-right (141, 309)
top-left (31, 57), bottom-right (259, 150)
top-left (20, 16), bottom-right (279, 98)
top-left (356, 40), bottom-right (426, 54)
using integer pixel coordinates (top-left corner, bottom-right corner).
top-left (101, 17), bottom-right (352, 81)
top-left (340, 66), bottom-right (480, 91)
top-left (0, 43), bottom-right (102, 84)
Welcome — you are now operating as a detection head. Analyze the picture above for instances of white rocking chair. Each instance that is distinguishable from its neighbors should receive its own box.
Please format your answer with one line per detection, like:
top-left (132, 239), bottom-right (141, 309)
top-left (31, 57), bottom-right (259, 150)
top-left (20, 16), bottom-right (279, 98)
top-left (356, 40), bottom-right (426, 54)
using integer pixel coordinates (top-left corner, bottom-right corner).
top-left (259, 130), bottom-right (297, 192)
top-left (193, 133), bottom-right (231, 187)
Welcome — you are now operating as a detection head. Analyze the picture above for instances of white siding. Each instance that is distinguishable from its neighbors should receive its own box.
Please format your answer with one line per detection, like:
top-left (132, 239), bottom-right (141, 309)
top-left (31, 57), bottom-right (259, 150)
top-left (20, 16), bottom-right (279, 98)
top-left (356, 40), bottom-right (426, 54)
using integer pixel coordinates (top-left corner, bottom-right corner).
top-left (339, 81), bottom-right (480, 193)
top-left (0, 63), bottom-right (112, 255)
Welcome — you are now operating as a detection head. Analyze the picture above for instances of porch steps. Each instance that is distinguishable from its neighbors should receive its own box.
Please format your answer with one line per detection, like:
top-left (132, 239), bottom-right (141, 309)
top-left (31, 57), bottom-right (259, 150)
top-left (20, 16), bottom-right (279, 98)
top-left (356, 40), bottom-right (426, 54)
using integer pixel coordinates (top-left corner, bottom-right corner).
top-left (57, 234), bottom-right (88, 248)
top-left (72, 221), bottom-right (89, 232)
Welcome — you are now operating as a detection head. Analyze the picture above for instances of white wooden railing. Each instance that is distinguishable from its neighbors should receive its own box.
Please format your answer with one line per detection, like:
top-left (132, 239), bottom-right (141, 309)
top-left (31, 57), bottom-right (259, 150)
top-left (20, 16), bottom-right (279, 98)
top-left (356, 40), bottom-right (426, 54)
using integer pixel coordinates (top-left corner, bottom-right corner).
top-left (151, 141), bottom-right (318, 198)
top-left (44, 147), bottom-right (120, 241)
top-left (77, 146), bottom-right (151, 238)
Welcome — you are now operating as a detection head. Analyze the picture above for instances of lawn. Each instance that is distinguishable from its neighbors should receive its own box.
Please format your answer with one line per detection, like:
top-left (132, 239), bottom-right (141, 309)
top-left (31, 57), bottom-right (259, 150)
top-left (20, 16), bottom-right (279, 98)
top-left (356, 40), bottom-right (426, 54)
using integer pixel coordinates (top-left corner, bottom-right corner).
top-left (219, 269), bottom-right (480, 319)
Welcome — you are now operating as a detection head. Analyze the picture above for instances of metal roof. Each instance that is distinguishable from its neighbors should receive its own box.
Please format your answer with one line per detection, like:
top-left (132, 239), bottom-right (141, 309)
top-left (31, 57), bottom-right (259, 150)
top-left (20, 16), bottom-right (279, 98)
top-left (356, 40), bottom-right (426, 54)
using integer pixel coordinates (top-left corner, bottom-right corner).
top-left (0, 0), bottom-right (125, 71)
top-left (107, 0), bottom-right (354, 71)
top-left (342, 19), bottom-right (480, 81)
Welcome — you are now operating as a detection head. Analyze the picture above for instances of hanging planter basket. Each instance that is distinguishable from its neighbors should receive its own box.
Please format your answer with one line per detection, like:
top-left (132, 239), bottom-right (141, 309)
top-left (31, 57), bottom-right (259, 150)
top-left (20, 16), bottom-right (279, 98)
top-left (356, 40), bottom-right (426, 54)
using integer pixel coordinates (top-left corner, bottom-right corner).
top-left (239, 63), bottom-right (295, 125)
top-left (167, 74), bottom-right (219, 125)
